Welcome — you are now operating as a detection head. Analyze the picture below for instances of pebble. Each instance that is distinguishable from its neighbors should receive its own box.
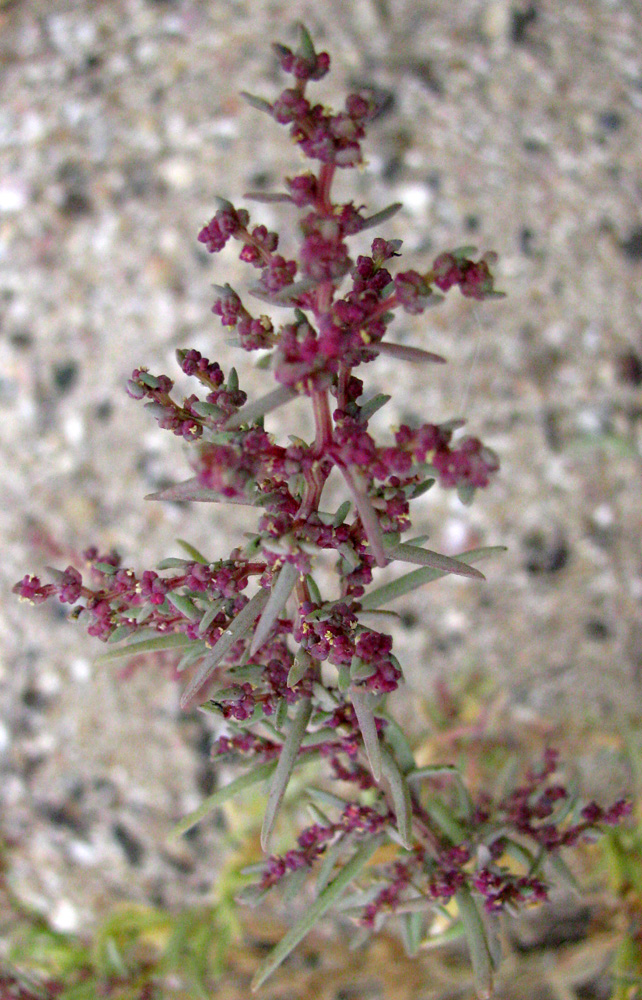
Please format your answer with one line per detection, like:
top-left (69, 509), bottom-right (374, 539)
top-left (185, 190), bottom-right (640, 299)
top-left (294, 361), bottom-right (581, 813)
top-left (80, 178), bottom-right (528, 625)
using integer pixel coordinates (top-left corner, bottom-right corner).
top-left (50, 898), bottom-right (80, 934)
top-left (0, 180), bottom-right (28, 212)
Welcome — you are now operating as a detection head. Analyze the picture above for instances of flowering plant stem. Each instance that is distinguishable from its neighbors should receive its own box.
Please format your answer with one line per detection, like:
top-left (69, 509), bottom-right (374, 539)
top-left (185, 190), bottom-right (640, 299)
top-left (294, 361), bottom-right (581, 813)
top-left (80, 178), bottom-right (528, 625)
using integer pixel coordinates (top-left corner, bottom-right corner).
top-left (15, 23), bottom-right (630, 996)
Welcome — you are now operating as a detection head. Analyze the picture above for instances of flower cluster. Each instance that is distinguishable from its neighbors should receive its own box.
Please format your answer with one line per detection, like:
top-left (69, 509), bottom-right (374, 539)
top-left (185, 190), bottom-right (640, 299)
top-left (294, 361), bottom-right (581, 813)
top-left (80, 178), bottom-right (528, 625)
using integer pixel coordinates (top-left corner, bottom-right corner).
top-left (14, 24), bottom-right (630, 995)
top-left (255, 746), bottom-right (630, 928)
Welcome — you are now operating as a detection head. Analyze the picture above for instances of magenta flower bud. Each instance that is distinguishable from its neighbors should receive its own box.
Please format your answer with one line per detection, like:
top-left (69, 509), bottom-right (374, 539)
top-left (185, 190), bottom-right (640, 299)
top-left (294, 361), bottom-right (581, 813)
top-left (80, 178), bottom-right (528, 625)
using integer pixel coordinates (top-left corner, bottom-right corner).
top-left (58, 566), bottom-right (83, 603)
top-left (286, 173), bottom-right (318, 206)
top-left (13, 575), bottom-right (55, 603)
top-left (272, 89), bottom-right (310, 124)
top-left (197, 217), bottom-right (227, 253)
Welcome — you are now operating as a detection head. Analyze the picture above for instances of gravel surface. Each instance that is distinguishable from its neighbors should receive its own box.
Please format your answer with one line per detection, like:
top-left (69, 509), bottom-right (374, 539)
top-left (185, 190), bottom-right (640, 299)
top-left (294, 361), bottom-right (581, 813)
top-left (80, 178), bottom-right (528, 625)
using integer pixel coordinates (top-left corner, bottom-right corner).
top-left (1, 0), bottom-right (641, 983)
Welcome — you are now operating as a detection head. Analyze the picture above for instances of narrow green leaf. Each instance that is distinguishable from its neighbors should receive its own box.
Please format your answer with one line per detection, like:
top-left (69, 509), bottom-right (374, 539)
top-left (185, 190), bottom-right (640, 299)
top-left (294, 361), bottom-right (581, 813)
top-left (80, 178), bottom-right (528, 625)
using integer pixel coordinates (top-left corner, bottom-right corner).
top-left (381, 716), bottom-right (416, 774)
top-left (249, 276), bottom-right (319, 305)
top-left (190, 400), bottom-right (225, 419)
top-left (386, 542), bottom-right (485, 579)
top-left (300, 727), bottom-right (337, 748)
top-left (250, 836), bottom-right (385, 992)
top-left (96, 632), bottom-right (193, 663)
top-left (223, 385), bottom-right (297, 430)
top-left (156, 557), bottom-right (191, 569)
top-left (145, 476), bottom-right (256, 505)
top-left (407, 765), bottom-right (473, 822)
top-left (240, 91), bottom-right (273, 114)
top-left (166, 592), bottom-right (201, 620)
top-left (406, 533), bottom-right (431, 546)
top-left (425, 798), bottom-right (467, 844)
top-left (457, 484), bottom-right (476, 506)
top-left (239, 862), bottom-right (267, 877)
top-left (243, 190), bottom-right (292, 203)
top-left (261, 698), bottom-right (312, 850)
top-left (349, 656), bottom-right (377, 681)
top-left (235, 882), bottom-right (270, 907)
top-left (283, 865), bottom-right (310, 904)
top-left (198, 600), bottom-right (225, 636)
top-left (127, 603), bottom-right (153, 624)
top-left (406, 478), bottom-right (435, 499)
top-left (340, 465), bottom-right (387, 567)
top-left (333, 884), bottom-right (387, 915)
top-left (381, 747), bottom-right (413, 849)
top-left (456, 887), bottom-right (494, 999)
top-left (169, 761), bottom-right (277, 838)
top-left (315, 833), bottom-right (349, 896)
top-left (422, 919), bottom-right (465, 951)
top-left (175, 643), bottom-right (208, 674)
top-left (304, 574), bottom-right (322, 604)
top-left (107, 624), bottom-right (136, 643)
top-left (338, 664), bottom-right (351, 692)
top-left (373, 342), bottom-right (447, 365)
top-left (547, 852), bottom-right (581, 894)
top-left (360, 202), bottom-right (403, 230)
top-left (358, 394), bottom-right (391, 425)
top-left (92, 561), bottom-right (118, 576)
top-left (175, 539), bottom-right (209, 564)
top-left (287, 648), bottom-right (312, 687)
top-left (307, 787), bottom-right (350, 810)
top-left (332, 499), bottom-right (353, 526)
top-left (312, 682), bottom-right (339, 711)
top-left (360, 546), bottom-right (507, 610)
top-left (407, 764), bottom-right (461, 782)
top-left (452, 244), bottom-right (479, 258)
top-left (295, 21), bottom-right (316, 61)
top-left (350, 685), bottom-right (382, 782)
top-left (249, 562), bottom-right (299, 657)
top-left (229, 662), bottom-right (265, 684)
top-left (274, 697), bottom-right (289, 731)
top-left (400, 910), bottom-right (424, 956)
top-left (338, 542), bottom-right (360, 571)
top-left (180, 588), bottom-right (270, 709)
top-left (306, 802), bottom-right (331, 830)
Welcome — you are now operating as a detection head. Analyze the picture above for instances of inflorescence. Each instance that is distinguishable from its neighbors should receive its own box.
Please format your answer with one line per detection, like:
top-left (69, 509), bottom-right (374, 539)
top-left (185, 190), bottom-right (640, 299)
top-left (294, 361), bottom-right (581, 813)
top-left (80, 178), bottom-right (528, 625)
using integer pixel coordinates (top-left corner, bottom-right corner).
top-left (15, 24), bottom-right (630, 994)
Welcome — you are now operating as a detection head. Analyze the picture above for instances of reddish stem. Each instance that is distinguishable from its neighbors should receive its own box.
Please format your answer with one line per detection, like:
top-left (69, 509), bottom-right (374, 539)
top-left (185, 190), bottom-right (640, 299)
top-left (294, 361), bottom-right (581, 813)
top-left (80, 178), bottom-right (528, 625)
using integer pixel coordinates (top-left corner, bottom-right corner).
top-left (318, 163), bottom-right (336, 211)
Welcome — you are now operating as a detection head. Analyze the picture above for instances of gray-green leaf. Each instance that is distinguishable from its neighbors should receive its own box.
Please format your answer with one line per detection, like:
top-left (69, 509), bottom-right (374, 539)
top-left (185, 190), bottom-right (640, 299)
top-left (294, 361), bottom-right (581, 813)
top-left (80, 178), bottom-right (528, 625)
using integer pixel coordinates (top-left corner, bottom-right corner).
top-left (350, 685), bottom-right (382, 782)
top-left (359, 202), bottom-right (402, 231)
top-left (240, 91), bottom-right (273, 114)
top-left (360, 546), bottom-right (507, 610)
top-left (372, 342), bottom-right (446, 365)
top-left (96, 632), bottom-right (193, 663)
top-left (223, 385), bottom-right (297, 430)
top-left (180, 588), bottom-right (270, 709)
top-left (249, 562), bottom-right (299, 657)
top-left (456, 887), bottom-right (494, 999)
top-left (175, 538), bottom-right (209, 564)
top-left (261, 698), bottom-right (312, 850)
top-left (385, 541), bottom-right (485, 579)
top-left (250, 836), bottom-right (385, 992)
top-left (166, 592), bottom-right (201, 620)
top-left (169, 760), bottom-right (277, 839)
top-left (339, 465), bottom-right (387, 568)
top-left (287, 648), bottom-right (312, 688)
top-left (358, 394), bottom-right (391, 424)
top-left (145, 476), bottom-right (256, 505)
top-left (381, 747), bottom-right (413, 849)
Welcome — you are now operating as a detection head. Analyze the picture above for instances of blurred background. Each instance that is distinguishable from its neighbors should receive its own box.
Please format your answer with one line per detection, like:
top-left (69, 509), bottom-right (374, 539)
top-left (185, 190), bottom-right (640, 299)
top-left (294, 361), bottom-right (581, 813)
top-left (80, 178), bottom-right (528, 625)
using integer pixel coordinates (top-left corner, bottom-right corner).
top-left (1, 0), bottom-right (642, 996)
